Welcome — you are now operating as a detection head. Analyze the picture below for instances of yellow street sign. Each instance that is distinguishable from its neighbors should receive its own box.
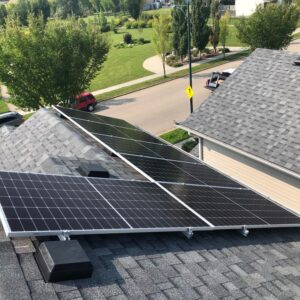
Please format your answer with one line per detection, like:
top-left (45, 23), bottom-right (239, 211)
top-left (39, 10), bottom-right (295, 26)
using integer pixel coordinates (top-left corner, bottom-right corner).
top-left (185, 85), bottom-right (194, 99)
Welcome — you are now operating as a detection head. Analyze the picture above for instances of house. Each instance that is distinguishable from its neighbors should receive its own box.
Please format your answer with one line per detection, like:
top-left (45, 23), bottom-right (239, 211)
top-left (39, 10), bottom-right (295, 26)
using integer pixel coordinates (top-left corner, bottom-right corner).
top-left (235, 0), bottom-right (284, 16)
top-left (179, 48), bottom-right (300, 216)
top-left (0, 107), bottom-right (300, 299)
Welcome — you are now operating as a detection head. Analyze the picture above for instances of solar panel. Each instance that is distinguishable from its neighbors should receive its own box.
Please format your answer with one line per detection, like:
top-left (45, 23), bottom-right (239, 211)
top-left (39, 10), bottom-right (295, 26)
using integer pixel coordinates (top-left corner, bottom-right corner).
top-left (0, 171), bottom-right (209, 236)
top-left (57, 106), bottom-right (137, 130)
top-left (123, 155), bottom-right (242, 188)
top-left (88, 178), bottom-right (208, 228)
top-left (51, 106), bottom-right (300, 232)
top-left (97, 134), bottom-right (196, 163)
top-left (163, 183), bottom-right (300, 226)
top-left (0, 172), bottom-right (130, 233)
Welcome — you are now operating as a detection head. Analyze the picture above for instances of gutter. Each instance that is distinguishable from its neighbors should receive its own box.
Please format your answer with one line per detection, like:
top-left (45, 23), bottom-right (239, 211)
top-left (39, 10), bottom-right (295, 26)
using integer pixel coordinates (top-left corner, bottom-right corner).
top-left (178, 124), bottom-right (300, 181)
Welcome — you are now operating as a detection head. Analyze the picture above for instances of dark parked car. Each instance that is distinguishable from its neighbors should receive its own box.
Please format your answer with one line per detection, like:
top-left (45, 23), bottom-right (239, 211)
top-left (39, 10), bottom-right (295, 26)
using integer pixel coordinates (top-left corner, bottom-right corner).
top-left (0, 112), bottom-right (24, 127)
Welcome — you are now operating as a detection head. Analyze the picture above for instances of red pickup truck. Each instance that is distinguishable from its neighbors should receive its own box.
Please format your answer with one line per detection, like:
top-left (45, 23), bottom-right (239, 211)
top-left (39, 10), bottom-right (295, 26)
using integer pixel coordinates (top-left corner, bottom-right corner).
top-left (67, 92), bottom-right (97, 112)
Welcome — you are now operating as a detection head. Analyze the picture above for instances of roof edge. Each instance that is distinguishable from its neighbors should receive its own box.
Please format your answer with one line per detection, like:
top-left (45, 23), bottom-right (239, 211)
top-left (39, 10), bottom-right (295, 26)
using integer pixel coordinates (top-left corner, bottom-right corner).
top-left (178, 124), bottom-right (300, 180)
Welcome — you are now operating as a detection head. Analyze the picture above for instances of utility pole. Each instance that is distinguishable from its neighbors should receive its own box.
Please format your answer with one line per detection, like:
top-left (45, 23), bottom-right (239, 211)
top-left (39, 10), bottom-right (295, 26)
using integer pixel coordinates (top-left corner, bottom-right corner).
top-left (186, 0), bottom-right (193, 113)
top-left (175, 0), bottom-right (193, 114)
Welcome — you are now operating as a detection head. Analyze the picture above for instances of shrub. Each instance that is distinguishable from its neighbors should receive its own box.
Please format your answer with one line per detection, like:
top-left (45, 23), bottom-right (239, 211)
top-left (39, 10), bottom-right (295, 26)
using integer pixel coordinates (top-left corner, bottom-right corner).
top-left (132, 21), bottom-right (139, 28)
top-left (138, 37), bottom-right (144, 44)
top-left (191, 48), bottom-right (199, 57)
top-left (125, 21), bottom-right (132, 29)
top-left (138, 20), bottom-right (147, 28)
top-left (166, 55), bottom-right (176, 66)
top-left (218, 47), bottom-right (230, 53)
top-left (203, 48), bottom-right (211, 54)
top-left (147, 20), bottom-right (153, 28)
top-left (182, 139), bottom-right (199, 152)
top-left (123, 33), bottom-right (132, 44)
top-left (172, 62), bottom-right (183, 67)
top-left (101, 24), bottom-right (110, 32)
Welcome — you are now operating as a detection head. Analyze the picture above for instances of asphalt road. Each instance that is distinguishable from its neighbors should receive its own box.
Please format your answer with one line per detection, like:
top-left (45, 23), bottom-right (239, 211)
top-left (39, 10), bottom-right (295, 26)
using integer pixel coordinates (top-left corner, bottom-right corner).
top-left (95, 59), bottom-right (243, 135)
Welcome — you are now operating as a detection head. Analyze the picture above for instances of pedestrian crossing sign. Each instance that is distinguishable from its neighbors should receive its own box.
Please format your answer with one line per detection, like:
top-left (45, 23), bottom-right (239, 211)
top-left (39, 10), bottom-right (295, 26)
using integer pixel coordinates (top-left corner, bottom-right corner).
top-left (185, 85), bottom-right (194, 99)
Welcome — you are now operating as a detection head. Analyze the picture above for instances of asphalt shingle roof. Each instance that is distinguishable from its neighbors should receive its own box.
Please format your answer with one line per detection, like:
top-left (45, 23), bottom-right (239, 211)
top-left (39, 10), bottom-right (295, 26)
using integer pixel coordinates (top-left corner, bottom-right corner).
top-left (0, 107), bottom-right (300, 299)
top-left (181, 48), bottom-right (300, 175)
top-left (0, 108), bottom-right (143, 180)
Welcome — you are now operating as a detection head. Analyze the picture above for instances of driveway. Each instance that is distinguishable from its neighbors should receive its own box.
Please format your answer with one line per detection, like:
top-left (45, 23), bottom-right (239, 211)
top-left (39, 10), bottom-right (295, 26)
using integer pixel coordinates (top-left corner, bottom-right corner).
top-left (96, 59), bottom-right (243, 135)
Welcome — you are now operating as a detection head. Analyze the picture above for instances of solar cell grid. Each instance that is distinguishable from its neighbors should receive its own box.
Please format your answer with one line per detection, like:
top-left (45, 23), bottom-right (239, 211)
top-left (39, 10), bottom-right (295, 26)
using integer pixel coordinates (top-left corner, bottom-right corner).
top-left (56, 106), bottom-right (137, 130)
top-left (163, 183), bottom-right (300, 226)
top-left (123, 155), bottom-right (201, 184)
top-left (87, 178), bottom-right (208, 228)
top-left (0, 172), bottom-right (130, 233)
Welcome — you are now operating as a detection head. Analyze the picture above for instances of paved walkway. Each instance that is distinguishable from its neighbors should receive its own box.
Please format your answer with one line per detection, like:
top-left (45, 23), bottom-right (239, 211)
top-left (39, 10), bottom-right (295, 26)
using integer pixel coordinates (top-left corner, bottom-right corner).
top-left (92, 48), bottom-right (245, 96)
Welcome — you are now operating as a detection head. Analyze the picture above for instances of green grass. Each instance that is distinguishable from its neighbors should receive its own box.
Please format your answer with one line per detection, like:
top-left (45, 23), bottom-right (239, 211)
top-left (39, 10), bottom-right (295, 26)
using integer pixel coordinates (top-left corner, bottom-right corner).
top-left (293, 31), bottom-right (300, 40)
top-left (89, 28), bottom-right (155, 91)
top-left (95, 50), bottom-right (250, 101)
top-left (0, 99), bottom-right (9, 113)
top-left (23, 112), bottom-right (34, 121)
top-left (160, 128), bottom-right (189, 144)
top-left (90, 25), bottom-right (244, 91)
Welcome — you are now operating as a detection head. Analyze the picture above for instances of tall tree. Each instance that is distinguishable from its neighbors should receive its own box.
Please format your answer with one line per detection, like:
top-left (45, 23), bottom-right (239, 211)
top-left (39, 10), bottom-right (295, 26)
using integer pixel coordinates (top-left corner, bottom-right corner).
top-left (210, 0), bottom-right (220, 53)
top-left (152, 14), bottom-right (171, 78)
top-left (52, 0), bottom-right (81, 18)
top-left (126, 0), bottom-right (143, 19)
top-left (0, 4), bottom-right (7, 26)
top-left (219, 11), bottom-right (230, 57)
top-left (236, 4), bottom-right (300, 50)
top-left (172, 0), bottom-right (188, 60)
top-left (7, 0), bottom-right (30, 25)
top-left (30, 0), bottom-right (50, 20)
top-left (0, 16), bottom-right (109, 109)
top-left (191, 0), bottom-right (210, 57)
top-left (7, 0), bottom-right (50, 24)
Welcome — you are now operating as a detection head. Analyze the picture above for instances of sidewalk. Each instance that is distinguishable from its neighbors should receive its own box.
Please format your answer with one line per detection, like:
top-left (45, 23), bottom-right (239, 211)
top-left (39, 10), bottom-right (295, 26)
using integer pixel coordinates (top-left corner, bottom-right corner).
top-left (92, 48), bottom-right (246, 96)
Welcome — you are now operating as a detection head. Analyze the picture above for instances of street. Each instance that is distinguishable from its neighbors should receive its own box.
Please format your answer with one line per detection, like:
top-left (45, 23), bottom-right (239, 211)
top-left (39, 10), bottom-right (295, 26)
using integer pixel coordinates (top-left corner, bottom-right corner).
top-left (95, 59), bottom-right (243, 135)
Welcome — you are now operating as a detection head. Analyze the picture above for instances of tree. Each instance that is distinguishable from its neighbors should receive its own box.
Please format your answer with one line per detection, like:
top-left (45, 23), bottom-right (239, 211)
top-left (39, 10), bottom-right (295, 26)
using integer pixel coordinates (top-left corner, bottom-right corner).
top-left (0, 16), bottom-right (109, 109)
top-left (7, 0), bottom-right (30, 25)
top-left (0, 4), bottom-right (7, 26)
top-left (172, 1), bottom-right (188, 61)
top-left (52, 0), bottom-right (81, 18)
top-left (236, 4), bottom-right (300, 50)
top-left (126, 0), bottom-right (143, 20)
top-left (7, 0), bottom-right (50, 25)
top-left (191, 0), bottom-right (210, 57)
top-left (210, 0), bottom-right (220, 53)
top-left (219, 11), bottom-right (230, 57)
top-left (152, 14), bottom-right (171, 78)
top-left (30, 0), bottom-right (50, 20)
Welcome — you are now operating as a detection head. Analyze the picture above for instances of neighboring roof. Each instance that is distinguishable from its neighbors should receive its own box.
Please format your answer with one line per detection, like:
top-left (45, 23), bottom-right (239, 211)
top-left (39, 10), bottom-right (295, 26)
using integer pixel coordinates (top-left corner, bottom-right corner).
top-left (181, 48), bottom-right (300, 176)
top-left (1, 108), bottom-right (300, 299)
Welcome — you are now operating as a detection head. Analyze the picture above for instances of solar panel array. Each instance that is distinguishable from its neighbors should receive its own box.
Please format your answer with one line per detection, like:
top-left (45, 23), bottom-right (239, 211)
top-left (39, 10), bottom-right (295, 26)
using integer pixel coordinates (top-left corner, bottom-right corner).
top-left (52, 106), bottom-right (300, 230)
top-left (0, 106), bottom-right (299, 237)
top-left (0, 171), bottom-right (208, 235)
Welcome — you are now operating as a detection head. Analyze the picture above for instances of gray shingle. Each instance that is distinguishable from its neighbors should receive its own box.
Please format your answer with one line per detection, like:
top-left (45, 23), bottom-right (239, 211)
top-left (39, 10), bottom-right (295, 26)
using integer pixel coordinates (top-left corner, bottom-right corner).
top-left (181, 48), bottom-right (300, 175)
top-left (0, 108), bottom-right (144, 180)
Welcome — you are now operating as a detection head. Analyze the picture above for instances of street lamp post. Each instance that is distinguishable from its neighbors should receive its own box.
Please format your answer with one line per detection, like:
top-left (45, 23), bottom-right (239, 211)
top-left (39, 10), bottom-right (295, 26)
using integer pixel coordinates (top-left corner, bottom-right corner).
top-left (175, 0), bottom-right (193, 114)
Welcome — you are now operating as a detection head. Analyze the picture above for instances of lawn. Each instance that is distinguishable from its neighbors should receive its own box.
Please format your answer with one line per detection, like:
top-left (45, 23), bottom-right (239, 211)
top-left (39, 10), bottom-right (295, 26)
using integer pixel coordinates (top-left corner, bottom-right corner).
top-left (89, 28), bottom-right (155, 91)
top-left (0, 99), bottom-right (8, 113)
top-left (90, 24), bottom-right (244, 91)
top-left (160, 128), bottom-right (189, 144)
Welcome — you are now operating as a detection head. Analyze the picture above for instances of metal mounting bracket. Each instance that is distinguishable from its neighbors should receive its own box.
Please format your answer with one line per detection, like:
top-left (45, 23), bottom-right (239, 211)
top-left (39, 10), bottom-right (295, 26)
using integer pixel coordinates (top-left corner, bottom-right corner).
top-left (239, 225), bottom-right (249, 237)
top-left (183, 227), bottom-right (194, 239)
top-left (58, 231), bottom-right (71, 241)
